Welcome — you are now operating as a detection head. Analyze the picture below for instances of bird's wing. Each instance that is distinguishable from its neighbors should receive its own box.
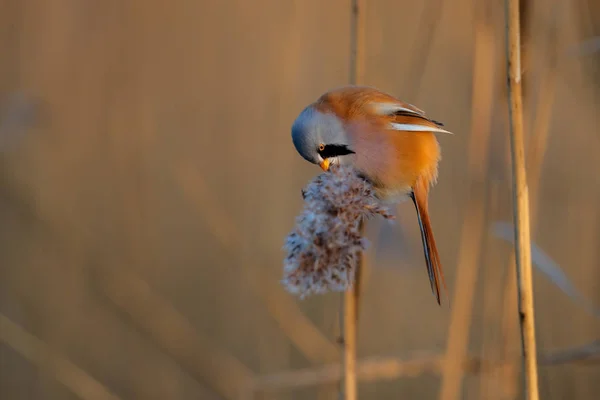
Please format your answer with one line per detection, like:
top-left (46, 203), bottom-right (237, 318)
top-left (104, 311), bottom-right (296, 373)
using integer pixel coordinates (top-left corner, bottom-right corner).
top-left (315, 85), bottom-right (452, 134)
top-left (368, 98), bottom-right (453, 135)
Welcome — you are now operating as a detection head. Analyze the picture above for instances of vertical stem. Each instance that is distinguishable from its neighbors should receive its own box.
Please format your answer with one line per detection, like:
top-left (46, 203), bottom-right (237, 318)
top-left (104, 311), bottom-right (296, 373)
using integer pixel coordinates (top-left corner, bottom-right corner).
top-left (403, 0), bottom-right (444, 100)
top-left (498, 3), bottom-right (559, 398)
top-left (438, 3), bottom-right (495, 398)
top-left (341, 1), bottom-right (365, 399)
top-left (349, 0), bottom-right (365, 86)
top-left (504, 1), bottom-right (540, 399)
top-left (343, 281), bottom-right (358, 400)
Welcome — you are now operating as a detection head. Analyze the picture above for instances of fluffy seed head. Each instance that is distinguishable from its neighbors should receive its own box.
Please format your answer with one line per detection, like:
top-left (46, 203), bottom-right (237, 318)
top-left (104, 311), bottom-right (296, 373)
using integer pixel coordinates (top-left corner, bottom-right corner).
top-left (282, 164), bottom-right (394, 298)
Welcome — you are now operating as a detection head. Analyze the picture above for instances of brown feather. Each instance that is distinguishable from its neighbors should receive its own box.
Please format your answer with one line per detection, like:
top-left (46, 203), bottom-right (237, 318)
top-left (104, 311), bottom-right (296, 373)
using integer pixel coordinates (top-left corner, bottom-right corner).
top-left (345, 121), bottom-right (440, 198)
top-left (411, 178), bottom-right (447, 304)
top-left (308, 85), bottom-right (448, 304)
top-left (312, 85), bottom-right (439, 124)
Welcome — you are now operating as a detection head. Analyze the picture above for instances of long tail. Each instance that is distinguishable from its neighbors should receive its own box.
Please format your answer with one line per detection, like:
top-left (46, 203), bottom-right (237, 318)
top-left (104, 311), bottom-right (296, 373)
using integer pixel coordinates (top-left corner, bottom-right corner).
top-left (410, 179), bottom-right (447, 305)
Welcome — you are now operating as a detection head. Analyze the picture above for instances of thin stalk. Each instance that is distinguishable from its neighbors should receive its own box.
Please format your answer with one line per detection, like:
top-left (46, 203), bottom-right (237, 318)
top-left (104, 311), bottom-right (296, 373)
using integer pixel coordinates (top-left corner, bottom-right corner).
top-left (404, 0), bottom-right (444, 100)
top-left (498, 1), bottom-right (559, 395)
top-left (0, 314), bottom-right (120, 400)
top-left (341, 1), bottom-right (366, 399)
top-left (477, 181), bottom-right (505, 400)
top-left (504, 1), bottom-right (540, 399)
top-left (343, 280), bottom-right (358, 400)
top-left (349, 0), bottom-right (366, 86)
top-left (499, 31), bottom-right (557, 400)
top-left (438, 2), bottom-right (495, 398)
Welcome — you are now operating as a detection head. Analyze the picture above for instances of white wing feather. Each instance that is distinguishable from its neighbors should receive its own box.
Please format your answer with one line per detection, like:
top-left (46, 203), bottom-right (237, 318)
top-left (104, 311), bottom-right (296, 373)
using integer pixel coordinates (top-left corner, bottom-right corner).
top-left (371, 101), bottom-right (453, 134)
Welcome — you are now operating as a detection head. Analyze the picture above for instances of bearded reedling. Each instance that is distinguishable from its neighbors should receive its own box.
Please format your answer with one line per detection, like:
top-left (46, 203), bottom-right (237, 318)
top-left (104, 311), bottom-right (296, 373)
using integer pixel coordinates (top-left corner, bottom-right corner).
top-left (291, 86), bottom-right (452, 304)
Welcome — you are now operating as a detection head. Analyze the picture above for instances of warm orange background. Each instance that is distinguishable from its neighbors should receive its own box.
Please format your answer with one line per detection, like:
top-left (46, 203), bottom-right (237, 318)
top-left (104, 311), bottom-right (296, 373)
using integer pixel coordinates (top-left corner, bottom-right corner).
top-left (0, 0), bottom-right (599, 399)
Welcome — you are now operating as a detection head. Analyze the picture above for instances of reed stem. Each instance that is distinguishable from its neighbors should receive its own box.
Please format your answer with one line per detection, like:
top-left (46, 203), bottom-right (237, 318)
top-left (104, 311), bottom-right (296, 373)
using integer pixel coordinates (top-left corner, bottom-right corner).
top-left (342, 0), bottom-right (365, 398)
top-left (504, 0), bottom-right (540, 399)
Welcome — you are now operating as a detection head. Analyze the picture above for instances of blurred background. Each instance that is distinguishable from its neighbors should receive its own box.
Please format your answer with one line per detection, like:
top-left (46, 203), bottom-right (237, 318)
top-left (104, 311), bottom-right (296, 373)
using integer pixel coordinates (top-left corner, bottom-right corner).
top-left (0, 0), bottom-right (599, 399)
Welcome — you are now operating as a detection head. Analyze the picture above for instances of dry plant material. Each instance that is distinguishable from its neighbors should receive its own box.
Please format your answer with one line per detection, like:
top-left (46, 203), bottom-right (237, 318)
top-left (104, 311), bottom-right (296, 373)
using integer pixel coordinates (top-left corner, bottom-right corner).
top-left (505, 0), bottom-right (540, 398)
top-left (282, 164), bottom-right (394, 298)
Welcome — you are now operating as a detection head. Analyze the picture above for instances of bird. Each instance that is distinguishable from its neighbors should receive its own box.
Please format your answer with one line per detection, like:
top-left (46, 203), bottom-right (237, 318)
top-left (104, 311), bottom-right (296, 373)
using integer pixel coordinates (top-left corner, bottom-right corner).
top-left (290, 85), bottom-right (451, 305)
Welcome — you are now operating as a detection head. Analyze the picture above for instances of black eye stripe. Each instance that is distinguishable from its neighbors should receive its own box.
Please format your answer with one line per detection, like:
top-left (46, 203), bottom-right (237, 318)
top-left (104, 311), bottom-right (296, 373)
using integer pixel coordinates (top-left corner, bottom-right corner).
top-left (317, 144), bottom-right (355, 159)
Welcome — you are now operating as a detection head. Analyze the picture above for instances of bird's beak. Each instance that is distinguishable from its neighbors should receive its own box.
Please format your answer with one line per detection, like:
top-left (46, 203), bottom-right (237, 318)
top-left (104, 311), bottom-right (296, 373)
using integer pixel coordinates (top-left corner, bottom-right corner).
top-left (319, 159), bottom-right (330, 171)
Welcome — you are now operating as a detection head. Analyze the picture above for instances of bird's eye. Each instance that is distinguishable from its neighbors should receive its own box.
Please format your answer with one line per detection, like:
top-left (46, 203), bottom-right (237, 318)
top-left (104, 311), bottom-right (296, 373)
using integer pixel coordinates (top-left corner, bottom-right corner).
top-left (318, 144), bottom-right (325, 152)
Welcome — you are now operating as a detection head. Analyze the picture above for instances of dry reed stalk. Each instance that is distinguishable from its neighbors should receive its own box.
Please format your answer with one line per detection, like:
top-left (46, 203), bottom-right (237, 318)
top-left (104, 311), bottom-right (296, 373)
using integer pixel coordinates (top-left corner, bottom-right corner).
top-left (349, 0), bottom-right (366, 86)
top-left (540, 340), bottom-right (600, 365)
top-left (0, 314), bottom-right (121, 400)
top-left (281, 164), bottom-right (393, 400)
top-left (343, 289), bottom-right (358, 400)
top-left (345, 1), bottom-right (366, 398)
top-left (403, 0), bottom-right (444, 100)
top-left (98, 267), bottom-right (254, 400)
top-left (251, 353), bottom-right (497, 394)
top-left (175, 162), bottom-right (340, 363)
top-left (498, 7), bottom-right (558, 399)
top-left (477, 180), bottom-right (507, 400)
top-left (281, 165), bottom-right (393, 400)
top-left (246, 343), bottom-right (599, 397)
top-left (504, 0), bottom-right (540, 399)
top-left (438, 3), bottom-right (496, 399)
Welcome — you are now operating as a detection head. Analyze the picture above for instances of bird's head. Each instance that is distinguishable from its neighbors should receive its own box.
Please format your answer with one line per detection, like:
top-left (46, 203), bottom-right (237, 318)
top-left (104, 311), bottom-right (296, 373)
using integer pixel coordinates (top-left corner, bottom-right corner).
top-left (290, 105), bottom-right (356, 171)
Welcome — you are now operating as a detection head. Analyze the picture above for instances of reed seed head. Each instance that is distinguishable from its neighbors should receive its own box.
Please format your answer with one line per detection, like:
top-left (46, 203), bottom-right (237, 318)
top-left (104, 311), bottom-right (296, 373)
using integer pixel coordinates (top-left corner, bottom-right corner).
top-left (282, 164), bottom-right (394, 298)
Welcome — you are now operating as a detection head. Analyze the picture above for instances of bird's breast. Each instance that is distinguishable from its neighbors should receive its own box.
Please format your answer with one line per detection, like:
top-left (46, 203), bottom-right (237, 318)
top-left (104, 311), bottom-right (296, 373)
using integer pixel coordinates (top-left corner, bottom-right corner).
top-left (345, 123), bottom-right (440, 201)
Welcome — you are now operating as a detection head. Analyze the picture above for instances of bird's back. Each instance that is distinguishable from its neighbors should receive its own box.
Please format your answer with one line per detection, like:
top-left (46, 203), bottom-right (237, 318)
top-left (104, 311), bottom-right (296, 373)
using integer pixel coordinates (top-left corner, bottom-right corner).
top-left (314, 86), bottom-right (442, 199)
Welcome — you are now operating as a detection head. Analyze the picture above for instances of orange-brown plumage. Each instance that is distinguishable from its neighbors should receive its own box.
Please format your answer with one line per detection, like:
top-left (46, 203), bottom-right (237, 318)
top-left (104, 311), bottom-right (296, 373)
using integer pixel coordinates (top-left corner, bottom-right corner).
top-left (311, 86), bottom-right (441, 196)
top-left (291, 85), bottom-right (450, 304)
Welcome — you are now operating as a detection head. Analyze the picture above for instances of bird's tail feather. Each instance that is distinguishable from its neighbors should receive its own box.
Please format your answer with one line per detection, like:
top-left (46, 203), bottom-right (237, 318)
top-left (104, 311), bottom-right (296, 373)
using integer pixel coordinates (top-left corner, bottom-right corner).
top-left (411, 180), bottom-right (447, 305)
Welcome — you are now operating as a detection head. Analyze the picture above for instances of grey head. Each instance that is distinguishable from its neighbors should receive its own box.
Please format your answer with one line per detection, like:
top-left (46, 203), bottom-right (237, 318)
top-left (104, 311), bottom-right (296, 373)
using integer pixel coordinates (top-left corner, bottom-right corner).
top-left (290, 105), bottom-right (355, 170)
